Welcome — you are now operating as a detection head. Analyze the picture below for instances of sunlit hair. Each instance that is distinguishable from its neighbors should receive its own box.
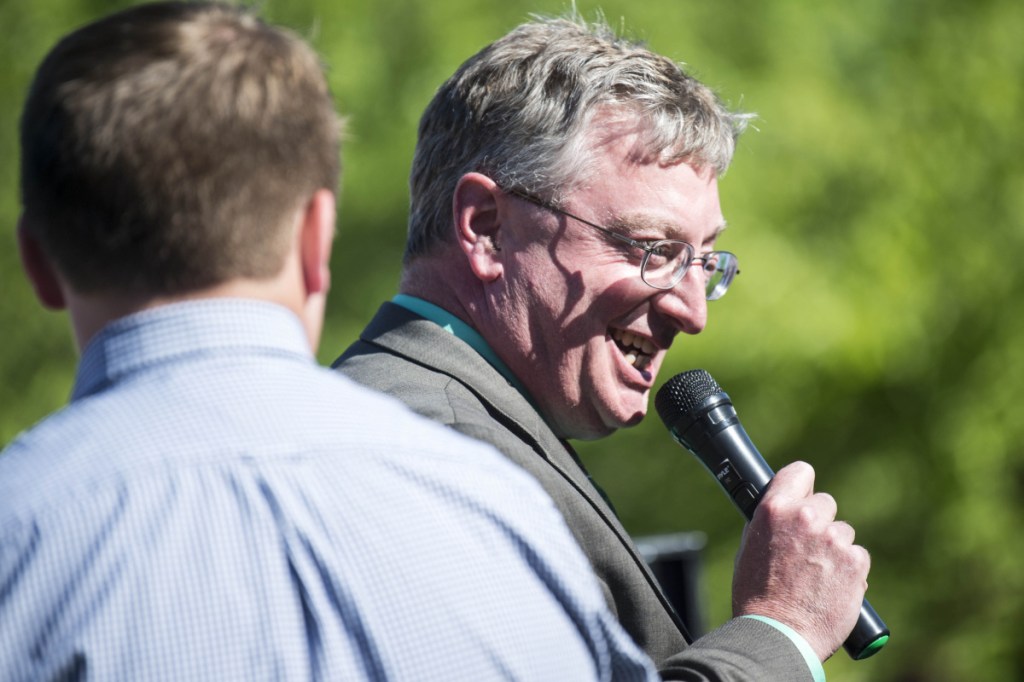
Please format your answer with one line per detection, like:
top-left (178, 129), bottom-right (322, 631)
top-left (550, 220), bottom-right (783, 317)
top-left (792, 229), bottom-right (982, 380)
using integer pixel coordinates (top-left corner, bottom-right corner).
top-left (20, 1), bottom-right (342, 295)
top-left (405, 15), bottom-right (752, 262)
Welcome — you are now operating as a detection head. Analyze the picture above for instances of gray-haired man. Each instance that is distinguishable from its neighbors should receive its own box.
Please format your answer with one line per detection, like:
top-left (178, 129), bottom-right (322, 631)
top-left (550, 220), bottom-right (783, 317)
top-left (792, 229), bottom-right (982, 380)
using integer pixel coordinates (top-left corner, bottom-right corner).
top-left (336, 16), bottom-right (870, 681)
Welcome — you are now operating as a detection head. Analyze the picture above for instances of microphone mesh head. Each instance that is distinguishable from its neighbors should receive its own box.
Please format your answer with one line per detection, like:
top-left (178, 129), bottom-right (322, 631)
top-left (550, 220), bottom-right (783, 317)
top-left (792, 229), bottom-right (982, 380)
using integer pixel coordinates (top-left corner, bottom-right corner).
top-left (655, 369), bottom-right (723, 424)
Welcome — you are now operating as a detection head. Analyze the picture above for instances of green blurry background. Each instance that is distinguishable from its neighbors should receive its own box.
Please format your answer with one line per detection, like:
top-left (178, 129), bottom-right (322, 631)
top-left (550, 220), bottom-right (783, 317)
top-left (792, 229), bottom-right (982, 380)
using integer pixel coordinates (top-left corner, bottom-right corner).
top-left (2, 1), bottom-right (1022, 679)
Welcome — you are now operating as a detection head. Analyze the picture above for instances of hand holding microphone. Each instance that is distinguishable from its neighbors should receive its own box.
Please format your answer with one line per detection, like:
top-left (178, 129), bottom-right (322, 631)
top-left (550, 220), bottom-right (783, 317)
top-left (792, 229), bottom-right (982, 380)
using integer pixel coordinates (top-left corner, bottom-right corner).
top-left (732, 461), bottom-right (873, 661)
top-left (655, 369), bottom-right (889, 661)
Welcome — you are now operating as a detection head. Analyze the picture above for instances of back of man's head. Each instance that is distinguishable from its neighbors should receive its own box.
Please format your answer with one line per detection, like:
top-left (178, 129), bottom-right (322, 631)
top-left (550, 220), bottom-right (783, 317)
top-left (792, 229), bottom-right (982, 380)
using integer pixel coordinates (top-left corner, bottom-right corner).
top-left (405, 15), bottom-right (751, 263)
top-left (20, 1), bottom-right (341, 296)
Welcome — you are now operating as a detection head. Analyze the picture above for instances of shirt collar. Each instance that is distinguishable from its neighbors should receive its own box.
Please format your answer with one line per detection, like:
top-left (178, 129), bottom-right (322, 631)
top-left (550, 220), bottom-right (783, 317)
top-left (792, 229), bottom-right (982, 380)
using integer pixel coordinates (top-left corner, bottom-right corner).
top-left (391, 294), bottom-right (535, 403)
top-left (73, 299), bottom-right (312, 401)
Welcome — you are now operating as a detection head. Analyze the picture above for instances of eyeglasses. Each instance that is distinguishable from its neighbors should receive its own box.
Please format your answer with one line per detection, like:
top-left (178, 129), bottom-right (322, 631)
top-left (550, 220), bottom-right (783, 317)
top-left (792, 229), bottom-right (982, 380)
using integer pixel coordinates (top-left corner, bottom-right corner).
top-left (508, 189), bottom-right (740, 301)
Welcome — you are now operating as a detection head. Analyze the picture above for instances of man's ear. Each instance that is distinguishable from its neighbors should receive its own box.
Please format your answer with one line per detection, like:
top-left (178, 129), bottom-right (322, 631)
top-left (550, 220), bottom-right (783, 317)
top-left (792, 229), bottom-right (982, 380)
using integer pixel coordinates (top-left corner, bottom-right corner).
top-left (17, 217), bottom-right (66, 310)
top-left (300, 189), bottom-right (336, 297)
top-left (453, 172), bottom-right (504, 283)
top-left (294, 189), bottom-right (336, 353)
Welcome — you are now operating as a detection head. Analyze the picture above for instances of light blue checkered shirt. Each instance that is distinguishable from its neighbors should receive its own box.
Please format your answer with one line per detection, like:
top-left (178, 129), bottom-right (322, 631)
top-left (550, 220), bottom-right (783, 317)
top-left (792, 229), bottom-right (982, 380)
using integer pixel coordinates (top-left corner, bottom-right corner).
top-left (0, 299), bottom-right (656, 681)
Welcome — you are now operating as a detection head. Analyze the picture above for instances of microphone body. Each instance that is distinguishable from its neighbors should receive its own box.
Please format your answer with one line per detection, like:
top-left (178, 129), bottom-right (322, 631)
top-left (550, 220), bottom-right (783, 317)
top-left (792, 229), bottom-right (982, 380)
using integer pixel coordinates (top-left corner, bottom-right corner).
top-left (655, 369), bottom-right (889, 661)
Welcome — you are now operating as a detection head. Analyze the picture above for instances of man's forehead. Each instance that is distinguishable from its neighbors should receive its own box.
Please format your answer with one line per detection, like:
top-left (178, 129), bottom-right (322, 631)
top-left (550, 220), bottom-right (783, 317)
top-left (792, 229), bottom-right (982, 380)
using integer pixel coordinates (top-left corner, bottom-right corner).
top-left (581, 120), bottom-right (717, 185)
top-left (571, 162), bottom-right (726, 240)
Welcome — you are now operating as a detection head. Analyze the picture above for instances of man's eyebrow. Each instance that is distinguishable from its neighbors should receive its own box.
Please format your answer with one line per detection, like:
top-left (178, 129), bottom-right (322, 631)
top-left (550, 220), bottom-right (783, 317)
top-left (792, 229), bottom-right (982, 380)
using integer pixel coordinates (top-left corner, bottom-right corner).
top-left (609, 212), bottom-right (729, 242)
top-left (606, 213), bottom-right (670, 236)
top-left (708, 221), bottom-right (729, 241)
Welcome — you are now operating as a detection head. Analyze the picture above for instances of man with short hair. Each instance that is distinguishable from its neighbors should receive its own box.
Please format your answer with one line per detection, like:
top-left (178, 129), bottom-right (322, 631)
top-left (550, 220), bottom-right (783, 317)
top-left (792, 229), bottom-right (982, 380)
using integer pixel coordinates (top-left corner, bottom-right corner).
top-left (0, 4), bottom-right (657, 679)
top-left (335, 16), bottom-right (871, 681)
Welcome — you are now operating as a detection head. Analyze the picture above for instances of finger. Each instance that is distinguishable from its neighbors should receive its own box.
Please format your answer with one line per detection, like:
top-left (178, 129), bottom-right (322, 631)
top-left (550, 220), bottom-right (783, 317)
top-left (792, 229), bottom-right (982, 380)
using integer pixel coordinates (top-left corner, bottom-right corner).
top-left (810, 491), bottom-right (838, 521)
top-left (789, 492), bottom-right (837, 533)
top-left (827, 519), bottom-right (856, 546)
top-left (763, 461), bottom-right (816, 501)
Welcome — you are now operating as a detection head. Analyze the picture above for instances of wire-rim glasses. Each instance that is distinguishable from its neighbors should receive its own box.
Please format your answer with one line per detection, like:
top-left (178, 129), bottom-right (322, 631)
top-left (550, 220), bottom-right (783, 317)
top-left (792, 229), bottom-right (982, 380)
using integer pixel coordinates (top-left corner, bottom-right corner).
top-left (508, 189), bottom-right (740, 301)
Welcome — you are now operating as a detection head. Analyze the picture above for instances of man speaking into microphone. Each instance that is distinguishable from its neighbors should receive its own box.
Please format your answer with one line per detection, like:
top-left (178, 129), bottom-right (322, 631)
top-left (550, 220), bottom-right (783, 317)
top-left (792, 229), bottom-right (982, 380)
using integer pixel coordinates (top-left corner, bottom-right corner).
top-left (334, 13), bottom-right (873, 681)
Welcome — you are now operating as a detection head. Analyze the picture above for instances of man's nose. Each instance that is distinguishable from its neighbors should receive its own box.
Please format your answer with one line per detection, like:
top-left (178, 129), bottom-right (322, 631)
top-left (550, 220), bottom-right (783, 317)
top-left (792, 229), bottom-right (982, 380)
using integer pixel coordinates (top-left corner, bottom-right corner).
top-left (651, 267), bottom-right (708, 335)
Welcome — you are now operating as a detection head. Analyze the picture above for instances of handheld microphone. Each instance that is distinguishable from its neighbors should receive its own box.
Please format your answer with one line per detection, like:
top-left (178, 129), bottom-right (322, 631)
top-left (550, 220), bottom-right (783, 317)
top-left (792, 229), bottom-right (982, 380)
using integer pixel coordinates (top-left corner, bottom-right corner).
top-left (654, 369), bottom-right (889, 660)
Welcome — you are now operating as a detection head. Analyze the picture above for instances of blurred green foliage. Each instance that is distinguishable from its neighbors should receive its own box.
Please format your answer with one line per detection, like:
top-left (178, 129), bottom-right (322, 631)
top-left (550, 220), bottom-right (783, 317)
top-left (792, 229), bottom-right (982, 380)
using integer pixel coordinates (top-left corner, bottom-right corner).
top-left (2, 1), bottom-right (1022, 679)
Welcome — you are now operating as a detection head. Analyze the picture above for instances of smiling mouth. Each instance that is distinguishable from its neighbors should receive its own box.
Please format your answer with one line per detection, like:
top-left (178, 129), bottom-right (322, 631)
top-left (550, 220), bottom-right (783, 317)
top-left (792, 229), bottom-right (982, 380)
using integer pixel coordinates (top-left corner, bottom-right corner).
top-left (611, 329), bottom-right (656, 372)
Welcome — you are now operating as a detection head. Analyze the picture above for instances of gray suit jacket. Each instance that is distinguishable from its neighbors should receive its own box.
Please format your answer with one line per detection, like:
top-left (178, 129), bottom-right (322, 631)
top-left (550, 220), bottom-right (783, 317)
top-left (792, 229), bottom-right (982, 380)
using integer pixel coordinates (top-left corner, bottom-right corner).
top-left (334, 302), bottom-right (813, 681)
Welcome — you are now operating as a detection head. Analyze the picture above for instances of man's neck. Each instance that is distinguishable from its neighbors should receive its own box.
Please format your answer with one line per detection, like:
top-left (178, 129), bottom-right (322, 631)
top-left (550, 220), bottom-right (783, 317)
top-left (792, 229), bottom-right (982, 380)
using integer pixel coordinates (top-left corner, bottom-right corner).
top-left (399, 258), bottom-right (481, 327)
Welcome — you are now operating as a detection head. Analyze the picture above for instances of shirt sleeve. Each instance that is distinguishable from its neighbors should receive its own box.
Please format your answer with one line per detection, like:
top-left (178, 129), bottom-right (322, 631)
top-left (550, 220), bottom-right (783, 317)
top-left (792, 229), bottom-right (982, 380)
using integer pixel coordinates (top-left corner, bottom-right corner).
top-left (741, 615), bottom-right (826, 682)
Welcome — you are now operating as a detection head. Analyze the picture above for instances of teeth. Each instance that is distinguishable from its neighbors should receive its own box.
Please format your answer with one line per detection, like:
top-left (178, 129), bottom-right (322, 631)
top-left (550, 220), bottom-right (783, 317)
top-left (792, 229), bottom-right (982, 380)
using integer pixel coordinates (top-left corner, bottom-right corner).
top-left (613, 331), bottom-right (657, 371)
top-left (613, 329), bottom-right (656, 354)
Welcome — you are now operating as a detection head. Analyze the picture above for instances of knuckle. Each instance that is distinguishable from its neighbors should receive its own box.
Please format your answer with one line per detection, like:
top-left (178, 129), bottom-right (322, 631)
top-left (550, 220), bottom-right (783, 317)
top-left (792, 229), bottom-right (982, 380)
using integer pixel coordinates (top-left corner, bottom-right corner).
top-left (824, 522), bottom-right (849, 546)
top-left (853, 544), bottom-right (872, 572)
top-left (757, 493), bottom-right (787, 519)
top-left (795, 503), bottom-right (818, 528)
top-left (832, 519), bottom-right (855, 539)
top-left (782, 460), bottom-right (815, 480)
top-left (815, 491), bottom-right (837, 509)
top-left (791, 460), bottom-right (814, 475)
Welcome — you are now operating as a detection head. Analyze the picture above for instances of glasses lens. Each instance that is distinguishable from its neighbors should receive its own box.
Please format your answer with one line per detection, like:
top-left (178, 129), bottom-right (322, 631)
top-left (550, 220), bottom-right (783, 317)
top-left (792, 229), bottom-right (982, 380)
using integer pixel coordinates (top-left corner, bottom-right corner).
top-left (641, 240), bottom-right (693, 289)
top-left (705, 251), bottom-right (738, 301)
